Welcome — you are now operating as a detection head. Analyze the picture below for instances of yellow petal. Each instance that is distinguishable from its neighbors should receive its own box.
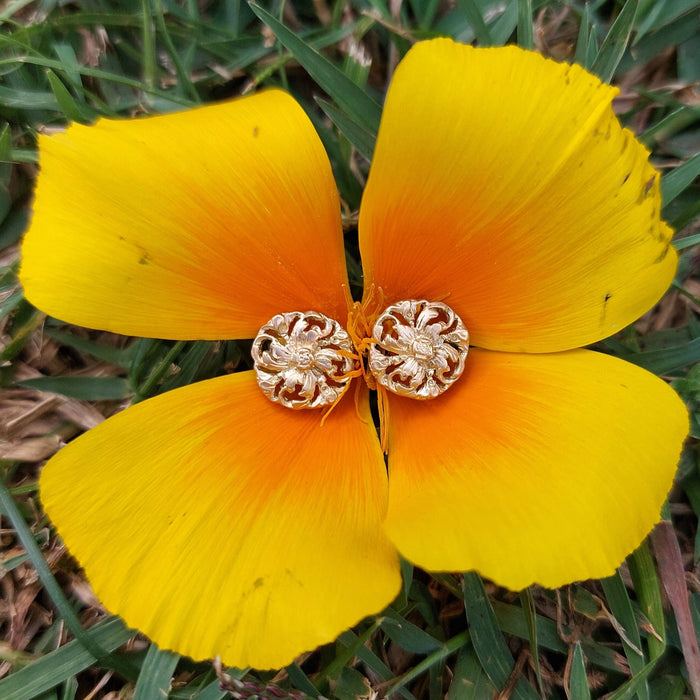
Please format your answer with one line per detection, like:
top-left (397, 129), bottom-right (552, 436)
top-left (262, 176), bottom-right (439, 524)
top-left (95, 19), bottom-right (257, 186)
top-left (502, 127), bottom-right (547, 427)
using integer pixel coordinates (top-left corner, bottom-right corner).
top-left (41, 373), bottom-right (400, 668)
top-left (360, 40), bottom-right (676, 352)
top-left (22, 91), bottom-right (350, 340)
top-left (383, 349), bottom-right (687, 589)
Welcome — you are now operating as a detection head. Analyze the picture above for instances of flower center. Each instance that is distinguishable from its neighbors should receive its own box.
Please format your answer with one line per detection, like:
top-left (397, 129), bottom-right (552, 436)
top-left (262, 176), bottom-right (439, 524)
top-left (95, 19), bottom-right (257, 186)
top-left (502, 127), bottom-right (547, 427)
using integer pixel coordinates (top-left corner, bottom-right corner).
top-left (251, 311), bottom-right (357, 409)
top-left (367, 299), bottom-right (469, 399)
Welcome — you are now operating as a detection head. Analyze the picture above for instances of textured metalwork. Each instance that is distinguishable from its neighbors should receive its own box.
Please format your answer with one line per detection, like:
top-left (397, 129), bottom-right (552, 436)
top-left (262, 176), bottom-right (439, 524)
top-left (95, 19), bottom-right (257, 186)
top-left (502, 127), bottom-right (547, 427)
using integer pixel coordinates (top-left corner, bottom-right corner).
top-left (368, 300), bottom-right (469, 399)
top-left (252, 311), bottom-right (356, 409)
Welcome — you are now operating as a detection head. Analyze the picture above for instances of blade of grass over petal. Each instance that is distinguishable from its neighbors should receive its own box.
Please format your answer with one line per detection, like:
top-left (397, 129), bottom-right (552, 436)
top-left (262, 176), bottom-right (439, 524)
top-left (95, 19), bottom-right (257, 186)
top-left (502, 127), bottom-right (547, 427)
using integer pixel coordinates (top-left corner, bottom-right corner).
top-left (662, 151), bottom-right (700, 208)
top-left (132, 645), bottom-right (180, 700)
top-left (628, 542), bottom-right (666, 661)
top-left (317, 98), bottom-right (375, 161)
top-left (249, 3), bottom-right (381, 134)
top-left (0, 617), bottom-right (134, 700)
top-left (568, 643), bottom-right (591, 700)
top-left (590, 0), bottom-right (638, 82)
top-left (462, 573), bottom-right (539, 700)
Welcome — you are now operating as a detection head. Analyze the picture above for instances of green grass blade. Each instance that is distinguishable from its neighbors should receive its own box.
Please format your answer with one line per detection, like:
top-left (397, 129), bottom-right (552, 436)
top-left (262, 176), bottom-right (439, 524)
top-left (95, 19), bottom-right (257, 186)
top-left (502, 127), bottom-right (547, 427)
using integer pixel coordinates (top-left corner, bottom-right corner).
top-left (44, 329), bottom-right (136, 368)
top-left (446, 645), bottom-right (496, 699)
top-left (134, 340), bottom-right (186, 399)
top-left (140, 0), bottom-right (157, 91)
top-left (590, 0), bottom-right (638, 82)
top-left (153, 0), bottom-right (200, 103)
top-left (286, 664), bottom-right (319, 697)
top-left (16, 376), bottom-right (131, 401)
top-left (519, 589), bottom-right (544, 696)
top-left (574, 3), bottom-right (593, 68)
top-left (45, 70), bottom-right (87, 123)
top-left (605, 659), bottom-right (659, 700)
top-left (568, 643), bottom-right (591, 700)
top-left (628, 541), bottom-right (666, 661)
top-left (132, 645), bottom-right (180, 700)
top-left (517, 0), bottom-right (534, 50)
top-left (457, 0), bottom-right (494, 46)
top-left (385, 632), bottom-right (470, 697)
top-left (674, 233), bottom-right (700, 251)
top-left (661, 151), bottom-right (700, 208)
top-left (616, 337), bottom-right (700, 375)
top-left (462, 572), bottom-right (539, 699)
top-left (189, 680), bottom-right (237, 700)
top-left (249, 3), bottom-right (382, 134)
top-left (380, 608), bottom-right (443, 654)
top-left (0, 479), bottom-right (118, 666)
top-left (0, 617), bottom-right (134, 700)
top-left (336, 630), bottom-right (417, 700)
top-left (319, 621), bottom-right (381, 688)
top-left (601, 572), bottom-right (649, 700)
top-left (316, 97), bottom-right (375, 161)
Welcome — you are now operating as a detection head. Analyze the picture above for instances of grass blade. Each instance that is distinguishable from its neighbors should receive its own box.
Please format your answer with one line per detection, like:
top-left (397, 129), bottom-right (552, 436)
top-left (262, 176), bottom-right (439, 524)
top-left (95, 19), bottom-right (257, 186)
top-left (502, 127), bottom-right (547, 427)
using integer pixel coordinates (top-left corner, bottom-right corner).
top-left (574, 3), bottom-right (594, 68)
top-left (249, 3), bottom-right (382, 135)
top-left (132, 645), bottom-right (179, 700)
top-left (628, 542), bottom-right (666, 661)
top-left (517, 0), bottom-right (534, 50)
top-left (616, 337), bottom-right (700, 375)
top-left (661, 151), bottom-right (700, 208)
top-left (601, 572), bottom-right (648, 700)
top-left (462, 572), bottom-right (539, 699)
top-left (316, 97), bottom-right (375, 161)
top-left (590, 0), bottom-right (638, 82)
top-left (519, 588), bottom-right (544, 696)
top-left (0, 479), bottom-right (113, 664)
top-left (16, 376), bottom-right (131, 401)
top-left (457, 0), bottom-right (494, 46)
top-left (0, 617), bottom-right (134, 700)
top-left (568, 643), bottom-right (591, 700)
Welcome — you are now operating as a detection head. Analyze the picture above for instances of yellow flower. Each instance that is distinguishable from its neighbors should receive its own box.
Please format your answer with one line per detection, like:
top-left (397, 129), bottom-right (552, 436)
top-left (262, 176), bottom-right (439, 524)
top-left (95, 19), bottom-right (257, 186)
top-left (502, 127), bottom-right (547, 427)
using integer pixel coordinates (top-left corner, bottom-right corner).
top-left (20, 39), bottom-right (687, 670)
